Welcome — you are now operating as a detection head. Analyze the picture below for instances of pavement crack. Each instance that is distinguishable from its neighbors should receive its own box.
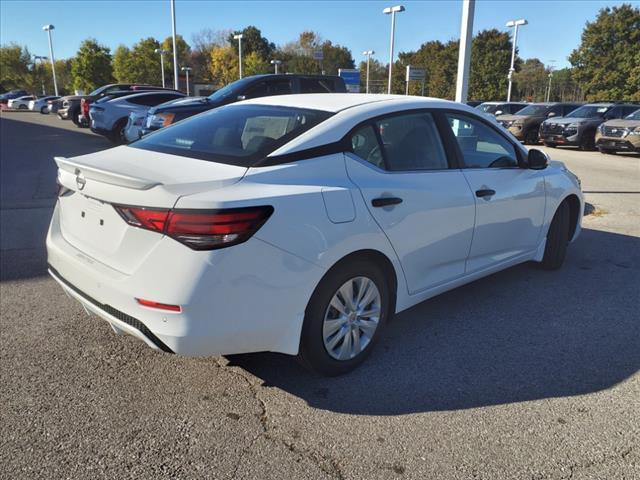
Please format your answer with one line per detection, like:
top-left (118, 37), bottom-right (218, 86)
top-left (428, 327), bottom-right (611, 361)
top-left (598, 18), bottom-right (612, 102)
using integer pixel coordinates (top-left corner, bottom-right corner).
top-left (218, 359), bottom-right (345, 480)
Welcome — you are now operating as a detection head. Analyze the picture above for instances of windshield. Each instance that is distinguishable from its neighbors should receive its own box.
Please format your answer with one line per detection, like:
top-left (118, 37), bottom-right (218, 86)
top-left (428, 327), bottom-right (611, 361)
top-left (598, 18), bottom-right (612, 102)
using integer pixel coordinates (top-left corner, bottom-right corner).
top-left (625, 109), bottom-right (640, 120)
top-left (477, 103), bottom-right (498, 113)
top-left (515, 104), bottom-right (550, 116)
top-left (207, 77), bottom-right (255, 102)
top-left (131, 104), bottom-right (333, 166)
top-left (566, 105), bottom-right (610, 118)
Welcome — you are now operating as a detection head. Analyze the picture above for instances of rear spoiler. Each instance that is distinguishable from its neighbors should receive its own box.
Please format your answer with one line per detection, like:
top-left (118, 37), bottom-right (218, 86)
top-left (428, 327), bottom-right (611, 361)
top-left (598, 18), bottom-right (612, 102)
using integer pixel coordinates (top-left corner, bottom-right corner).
top-left (54, 156), bottom-right (161, 190)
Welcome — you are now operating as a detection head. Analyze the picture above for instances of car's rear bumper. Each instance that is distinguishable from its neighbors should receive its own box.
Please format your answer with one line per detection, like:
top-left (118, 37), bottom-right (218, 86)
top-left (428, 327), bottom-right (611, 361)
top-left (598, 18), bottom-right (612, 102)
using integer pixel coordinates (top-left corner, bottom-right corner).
top-left (46, 202), bottom-right (323, 357)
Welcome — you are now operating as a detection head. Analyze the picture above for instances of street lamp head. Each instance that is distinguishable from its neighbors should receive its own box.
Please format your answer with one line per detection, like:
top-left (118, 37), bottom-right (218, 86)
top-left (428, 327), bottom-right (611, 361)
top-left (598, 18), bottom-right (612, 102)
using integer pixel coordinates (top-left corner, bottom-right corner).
top-left (42, 24), bottom-right (54, 31)
top-left (233, 34), bottom-right (243, 40)
top-left (506, 19), bottom-right (527, 27)
top-left (155, 48), bottom-right (168, 55)
top-left (383, 5), bottom-right (405, 14)
top-left (363, 50), bottom-right (375, 56)
top-left (270, 60), bottom-right (282, 65)
top-left (181, 66), bottom-right (192, 72)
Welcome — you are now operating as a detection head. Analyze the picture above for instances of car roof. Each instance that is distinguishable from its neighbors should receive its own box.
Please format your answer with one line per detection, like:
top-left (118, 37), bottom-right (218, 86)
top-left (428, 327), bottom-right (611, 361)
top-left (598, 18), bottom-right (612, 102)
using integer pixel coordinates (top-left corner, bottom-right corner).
top-left (241, 93), bottom-right (457, 113)
top-left (239, 94), bottom-right (490, 158)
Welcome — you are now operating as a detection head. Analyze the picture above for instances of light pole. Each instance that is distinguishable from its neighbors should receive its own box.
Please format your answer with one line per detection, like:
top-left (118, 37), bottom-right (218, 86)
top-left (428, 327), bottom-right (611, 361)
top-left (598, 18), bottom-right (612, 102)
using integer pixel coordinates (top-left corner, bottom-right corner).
top-left (33, 55), bottom-right (48, 95)
top-left (363, 50), bottom-right (375, 93)
top-left (181, 66), bottom-right (192, 95)
top-left (270, 59), bottom-right (282, 74)
top-left (154, 49), bottom-right (169, 88)
top-left (170, 0), bottom-right (179, 90)
top-left (545, 60), bottom-right (556, 102)
top-left (383, 5), bottom-right (405, 94)
top-left (233, 33), bottom-right (244, 79)
top-left (42, 25), bottom-right (58, 96)
top-left (505, 18), bottom-right (527, 102)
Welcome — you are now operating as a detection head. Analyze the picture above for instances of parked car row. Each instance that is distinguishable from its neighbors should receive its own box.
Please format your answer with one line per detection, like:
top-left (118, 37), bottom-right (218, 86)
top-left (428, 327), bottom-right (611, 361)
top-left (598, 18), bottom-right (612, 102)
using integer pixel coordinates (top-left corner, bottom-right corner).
top-left (467, 99), bottom-right (639, 154)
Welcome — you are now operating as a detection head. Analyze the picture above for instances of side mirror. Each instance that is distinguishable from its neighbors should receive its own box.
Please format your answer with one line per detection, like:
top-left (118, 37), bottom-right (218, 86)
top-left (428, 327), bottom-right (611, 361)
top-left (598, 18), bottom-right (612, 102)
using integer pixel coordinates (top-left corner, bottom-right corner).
top-left (528, 149), bottom-right (548, 170)
top-left (494, 110), bottom-right (503, 116)
top-left (547, 111), bottom-right (556, 118)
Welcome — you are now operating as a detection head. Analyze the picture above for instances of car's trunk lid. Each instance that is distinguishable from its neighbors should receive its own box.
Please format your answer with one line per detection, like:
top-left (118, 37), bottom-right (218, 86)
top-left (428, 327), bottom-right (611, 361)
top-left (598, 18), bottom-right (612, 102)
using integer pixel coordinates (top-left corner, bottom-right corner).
top-left (55, 146), bottom-right (247, 274)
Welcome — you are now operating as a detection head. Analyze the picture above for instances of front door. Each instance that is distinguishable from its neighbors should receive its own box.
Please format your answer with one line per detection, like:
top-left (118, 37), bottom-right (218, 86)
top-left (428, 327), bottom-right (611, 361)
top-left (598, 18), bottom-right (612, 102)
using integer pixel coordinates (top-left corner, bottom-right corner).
top-left (442, 112), bottom-right (546, 273)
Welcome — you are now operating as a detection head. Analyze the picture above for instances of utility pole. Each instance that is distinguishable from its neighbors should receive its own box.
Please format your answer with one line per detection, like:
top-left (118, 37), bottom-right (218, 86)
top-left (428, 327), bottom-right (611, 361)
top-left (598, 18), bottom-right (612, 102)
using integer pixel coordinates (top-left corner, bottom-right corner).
top-left (170, 0), bottom-right (179, 90)
top-left (506, 19), bottom-right (527, 101)
top-left (233, 34), bottom-right (244, 79)
top-left (363, 50), bottom-right (374, 93)
top-left (454, 0), bottom-right (475, 103)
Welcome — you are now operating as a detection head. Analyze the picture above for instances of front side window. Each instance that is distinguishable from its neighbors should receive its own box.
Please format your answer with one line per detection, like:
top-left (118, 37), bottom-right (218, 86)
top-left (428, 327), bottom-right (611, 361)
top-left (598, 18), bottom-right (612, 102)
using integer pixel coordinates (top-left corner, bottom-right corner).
top-left (567, 105), bottom-right (609, 118)
top-left (300, 78), bottom-right (334, 93)
top-left (132, 105), bottom-right (332, 166)
top-left (445, 113), bottom-right (518, 168)
top-left (350, 112), bottom-right (448, 171)
top-left (625, 109), bottom-right (640, 120)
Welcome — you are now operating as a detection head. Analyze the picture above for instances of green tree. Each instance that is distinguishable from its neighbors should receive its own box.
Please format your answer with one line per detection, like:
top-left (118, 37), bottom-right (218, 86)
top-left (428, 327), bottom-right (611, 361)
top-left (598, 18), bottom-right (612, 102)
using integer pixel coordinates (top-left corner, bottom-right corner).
top-left (126, 37), bottom-right (162, 85)
top-left (161, 34), bottom-right (191, 83)
top-left (548, 68), bottom-right (583, 102)
top-left (0, 43), bottom-right (32, 91)
top-left (191, 28), bottom-right (230, 82)
top-left (569, 4), bottom-right (640, 100)
top-left (243, 51), bottom-right (271, 76)
top-left (514, 58), bottom-right (548, 101)
top-left (70, 39), bottom-right (113, 92)
top-left (469, 29), bottom-right (515, 101)
top-left (112, 45), bottom-right (132, 82)
top-left (227, 26), bottom-right (275, 60)
top-left (358, 57), bottom-right (387, 93)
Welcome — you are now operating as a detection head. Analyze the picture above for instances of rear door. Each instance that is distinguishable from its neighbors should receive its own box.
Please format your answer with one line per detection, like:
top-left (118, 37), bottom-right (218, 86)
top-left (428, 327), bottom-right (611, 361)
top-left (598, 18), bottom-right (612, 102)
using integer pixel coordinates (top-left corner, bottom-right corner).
top-left (345, 110), bottom-right (476, 294)
top-left (441, 112), bottom-right (546, 273)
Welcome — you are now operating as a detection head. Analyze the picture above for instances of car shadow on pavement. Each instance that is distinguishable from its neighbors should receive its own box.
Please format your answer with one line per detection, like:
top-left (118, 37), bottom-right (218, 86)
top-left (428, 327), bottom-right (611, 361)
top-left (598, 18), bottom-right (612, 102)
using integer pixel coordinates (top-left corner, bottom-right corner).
top-left (1, 117), bottom-right (112, 282)
top-left (228, 227), bottom-right (640, 415)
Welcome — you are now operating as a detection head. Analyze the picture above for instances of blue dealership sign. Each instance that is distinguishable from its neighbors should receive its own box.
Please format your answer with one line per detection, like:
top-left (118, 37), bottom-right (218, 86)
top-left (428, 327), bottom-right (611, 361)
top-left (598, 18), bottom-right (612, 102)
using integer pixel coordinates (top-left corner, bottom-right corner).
top-left (338, 69), bottom-right (361, 93)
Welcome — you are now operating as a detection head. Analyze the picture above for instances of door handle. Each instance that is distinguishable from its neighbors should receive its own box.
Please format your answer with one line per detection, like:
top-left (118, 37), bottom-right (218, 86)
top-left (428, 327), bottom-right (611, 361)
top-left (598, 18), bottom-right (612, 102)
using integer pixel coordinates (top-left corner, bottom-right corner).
top-left (371, 197), bottom-right (403, 207)
top-left (475, 189), bottom-right (496, 198)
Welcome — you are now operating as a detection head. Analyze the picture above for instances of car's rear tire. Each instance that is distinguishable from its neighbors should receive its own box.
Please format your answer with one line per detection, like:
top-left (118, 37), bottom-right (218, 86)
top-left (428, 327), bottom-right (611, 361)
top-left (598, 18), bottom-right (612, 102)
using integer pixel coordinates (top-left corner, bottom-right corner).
top-left (70, 107), bottom-right (81, 126)
top-left (298, 258), bottom-right (393, 376)
top-left (109, 118), bottom-right (128, 144)
top-left (40, 106), bottom-right (48, 114)
top-left (18, 104), bottom-right (27, 110)
top-left (541, 201), bottom-right (571, 270)
top-left (579, 134), bottom-right (595, 151)
top-left (524, 129), bottom-right (539, 145)
top-left (544, 142), bottom-right (557, 148)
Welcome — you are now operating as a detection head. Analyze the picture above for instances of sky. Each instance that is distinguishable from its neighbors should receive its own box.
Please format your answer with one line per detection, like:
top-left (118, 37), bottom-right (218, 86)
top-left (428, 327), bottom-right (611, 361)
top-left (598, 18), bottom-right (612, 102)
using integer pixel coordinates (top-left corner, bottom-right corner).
top-left (0, 0), bottom-right (635, 69)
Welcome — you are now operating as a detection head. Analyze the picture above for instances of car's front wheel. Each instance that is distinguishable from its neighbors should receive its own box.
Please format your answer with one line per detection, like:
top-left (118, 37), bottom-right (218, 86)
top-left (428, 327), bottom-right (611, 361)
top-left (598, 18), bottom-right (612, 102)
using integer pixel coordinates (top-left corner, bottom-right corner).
top-left (298, 259), bottom-right (392, 376)
top-left (541, 201), bottom-right (570, 270)
top-left (40, 106), bottom-right (48, 114)
top-left (524, 129), bottom-right (539, 145)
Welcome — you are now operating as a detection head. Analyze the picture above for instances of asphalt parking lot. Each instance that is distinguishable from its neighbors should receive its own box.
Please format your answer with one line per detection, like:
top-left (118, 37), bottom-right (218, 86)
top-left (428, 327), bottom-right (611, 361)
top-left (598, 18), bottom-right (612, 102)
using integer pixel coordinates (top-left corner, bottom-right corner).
top-left (1, 111), bottom-right (638, 480)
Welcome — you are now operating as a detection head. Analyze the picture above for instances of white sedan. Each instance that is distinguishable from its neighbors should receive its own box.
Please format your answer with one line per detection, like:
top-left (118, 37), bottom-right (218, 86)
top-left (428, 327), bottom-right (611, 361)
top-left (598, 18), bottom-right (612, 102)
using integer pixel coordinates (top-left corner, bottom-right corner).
top-left (8, 95), bottom-right (36, 109)
top-left (29, 95), bottom-right (60, 113)
top-left (47, 94), bottom-right (583, 375)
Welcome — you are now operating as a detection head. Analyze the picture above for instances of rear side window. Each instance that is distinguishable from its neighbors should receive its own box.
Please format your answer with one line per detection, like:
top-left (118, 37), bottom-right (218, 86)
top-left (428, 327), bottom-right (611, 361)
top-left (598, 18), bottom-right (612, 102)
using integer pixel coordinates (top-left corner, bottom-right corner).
top-left (131, 104), bottom-right (333, 166)
top-left (300, 78), bottom-right (335, 93)
top-left (128, 93), bottom-right (182, 106)
top-left (350, 113), bottom-right (448, 171)
top-left (445, 113), bottom-right (518, 168)
top-left (244, 80), bottom-right (292, 99)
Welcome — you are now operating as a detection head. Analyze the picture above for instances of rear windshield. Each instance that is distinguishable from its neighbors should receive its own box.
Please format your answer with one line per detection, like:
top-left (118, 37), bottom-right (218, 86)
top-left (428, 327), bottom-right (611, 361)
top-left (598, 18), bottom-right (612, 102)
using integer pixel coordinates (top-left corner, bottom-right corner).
top-left (566, 105), bottom-right (610, 118)
top-left (131, 104), bottom-right (333, 166)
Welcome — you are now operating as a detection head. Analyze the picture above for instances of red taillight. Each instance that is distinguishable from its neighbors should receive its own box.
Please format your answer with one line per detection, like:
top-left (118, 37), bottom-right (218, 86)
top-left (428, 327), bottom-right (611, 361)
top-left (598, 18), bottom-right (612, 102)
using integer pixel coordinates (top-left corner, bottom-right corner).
top-left (136, 298), bottom-right (181, 312)
top-left (81, 98), bottom-right (89, 116)
top-left (115, 207), bottom-right (169, 232)
top-left (113, 205), bottom-right (273, 250)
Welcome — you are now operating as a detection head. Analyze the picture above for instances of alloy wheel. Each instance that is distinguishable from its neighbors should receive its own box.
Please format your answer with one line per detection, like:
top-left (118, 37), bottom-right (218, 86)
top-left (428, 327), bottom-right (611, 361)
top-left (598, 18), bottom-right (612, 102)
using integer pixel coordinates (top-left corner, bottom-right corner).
top-left (322, 276), bottom-right (381, 361)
